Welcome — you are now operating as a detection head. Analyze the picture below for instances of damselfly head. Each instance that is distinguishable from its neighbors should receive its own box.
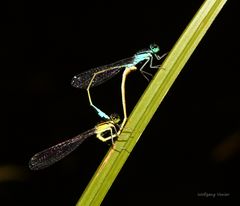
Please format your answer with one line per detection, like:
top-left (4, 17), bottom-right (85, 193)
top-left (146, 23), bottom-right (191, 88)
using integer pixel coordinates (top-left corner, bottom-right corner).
top-left (109, 113), bottom-right (121, 124)
top-left (150, 44), bottom-right (160, 54)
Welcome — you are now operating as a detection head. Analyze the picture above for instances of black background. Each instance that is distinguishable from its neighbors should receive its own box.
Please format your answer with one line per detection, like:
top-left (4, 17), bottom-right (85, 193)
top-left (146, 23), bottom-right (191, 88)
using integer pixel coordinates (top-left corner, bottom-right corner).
top-left (1, 0), bottom-right (239, 205)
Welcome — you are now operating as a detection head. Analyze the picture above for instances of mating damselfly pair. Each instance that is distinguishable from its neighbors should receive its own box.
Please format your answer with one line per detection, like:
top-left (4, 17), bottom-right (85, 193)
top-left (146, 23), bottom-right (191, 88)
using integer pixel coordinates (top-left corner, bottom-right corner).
top-left (29, 44), bottom-right (167, 170)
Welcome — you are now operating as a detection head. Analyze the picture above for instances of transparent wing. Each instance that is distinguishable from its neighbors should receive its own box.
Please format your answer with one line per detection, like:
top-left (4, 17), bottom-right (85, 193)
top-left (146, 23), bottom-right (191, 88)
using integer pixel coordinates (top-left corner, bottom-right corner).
top-left (71, 57), bottom-right (135, 89)
top-left (29, 128), bottom-right (96, 170)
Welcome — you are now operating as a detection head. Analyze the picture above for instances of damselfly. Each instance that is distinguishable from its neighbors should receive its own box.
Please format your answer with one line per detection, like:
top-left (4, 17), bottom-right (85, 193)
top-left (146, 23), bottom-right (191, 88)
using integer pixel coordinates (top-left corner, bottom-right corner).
top-left (71, 44), bottom-right (167, 128)
top-left (29, 114), bottom-right (120, 170)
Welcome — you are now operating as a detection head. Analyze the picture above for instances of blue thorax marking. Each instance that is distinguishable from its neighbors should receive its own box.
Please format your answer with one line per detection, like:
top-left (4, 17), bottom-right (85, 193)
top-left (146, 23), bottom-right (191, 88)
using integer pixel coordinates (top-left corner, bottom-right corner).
top-left (132, 52), bottom-right (152, 65)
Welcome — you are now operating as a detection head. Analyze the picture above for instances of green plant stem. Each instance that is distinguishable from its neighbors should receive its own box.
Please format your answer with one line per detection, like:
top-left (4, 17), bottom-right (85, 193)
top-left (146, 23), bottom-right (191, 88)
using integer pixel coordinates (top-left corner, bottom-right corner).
top-left (76, 0), bottom-right (227, 205)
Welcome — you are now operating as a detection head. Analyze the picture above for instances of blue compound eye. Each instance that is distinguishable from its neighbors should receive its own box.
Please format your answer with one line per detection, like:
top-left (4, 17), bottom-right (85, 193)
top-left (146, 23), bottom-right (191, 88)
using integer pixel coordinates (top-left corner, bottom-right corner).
top-left (150, 44), bottom-right (160, 53)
